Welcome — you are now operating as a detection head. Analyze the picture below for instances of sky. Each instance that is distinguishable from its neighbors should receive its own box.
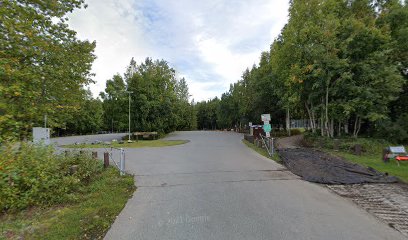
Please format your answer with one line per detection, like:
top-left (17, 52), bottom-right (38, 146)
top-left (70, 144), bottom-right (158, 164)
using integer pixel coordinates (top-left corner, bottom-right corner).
top-left (67, 0), bottom-right (289, 101)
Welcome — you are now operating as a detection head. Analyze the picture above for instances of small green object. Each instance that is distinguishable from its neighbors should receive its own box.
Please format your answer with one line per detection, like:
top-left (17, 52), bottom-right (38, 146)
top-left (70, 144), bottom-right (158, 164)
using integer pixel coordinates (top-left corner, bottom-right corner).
top-left (263, 124), bottom-right (272, 132)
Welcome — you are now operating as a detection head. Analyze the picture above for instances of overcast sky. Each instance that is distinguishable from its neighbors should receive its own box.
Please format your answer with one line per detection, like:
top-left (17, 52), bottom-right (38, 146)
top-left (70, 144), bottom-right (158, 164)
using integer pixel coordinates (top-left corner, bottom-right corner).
top-left (67, 0), bottom-right (289, 101)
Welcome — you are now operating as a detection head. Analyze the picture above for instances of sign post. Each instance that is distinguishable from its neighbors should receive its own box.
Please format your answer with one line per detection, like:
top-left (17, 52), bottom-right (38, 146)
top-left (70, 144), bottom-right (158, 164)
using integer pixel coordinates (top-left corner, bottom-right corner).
top-left (261, 113), bottom-right (273, 154)
top-left (261, 114), bottom-right (272, 136)
top-left (261, 114), bottom-right (271, 122)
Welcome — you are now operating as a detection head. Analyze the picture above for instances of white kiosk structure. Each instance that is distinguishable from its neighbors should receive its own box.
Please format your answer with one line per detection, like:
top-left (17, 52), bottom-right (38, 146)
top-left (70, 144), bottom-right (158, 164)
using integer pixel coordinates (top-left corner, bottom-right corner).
top-left (32, 127), bottom-right (51, 145)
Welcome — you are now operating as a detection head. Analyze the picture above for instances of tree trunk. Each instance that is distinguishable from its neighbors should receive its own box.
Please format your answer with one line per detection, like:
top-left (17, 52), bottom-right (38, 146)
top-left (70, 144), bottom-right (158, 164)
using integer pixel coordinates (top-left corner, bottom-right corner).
top-left (311, 102), bottom-right (316, 132)
top-left (338, 121), bottom-right (341, 137)
top-left (353, 116), bottom-right (360, 137)
top-left (325, 85), bottom-right (330, 137)
top-left (344, 119), bottom-right (349, 134)
top-left (330, 118), bottom-right (334, 137)
top-left (355, 118), bottom-right (362, 137)
top-left (305, 102), bottom-right (316, 133)
top-left (320, 99), bottom-right (324, 136)
top-left (286, 107), bottom-right (291, 136)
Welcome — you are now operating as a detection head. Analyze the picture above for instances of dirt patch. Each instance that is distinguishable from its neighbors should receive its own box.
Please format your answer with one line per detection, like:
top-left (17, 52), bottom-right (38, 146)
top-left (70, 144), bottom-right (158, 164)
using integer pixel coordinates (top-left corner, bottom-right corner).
top-left (328, 183), bottom-right (408, 237)
top-left (276, 135), bottom-right (303, 149)
top-left (278, 148), bottom-right (398, 184)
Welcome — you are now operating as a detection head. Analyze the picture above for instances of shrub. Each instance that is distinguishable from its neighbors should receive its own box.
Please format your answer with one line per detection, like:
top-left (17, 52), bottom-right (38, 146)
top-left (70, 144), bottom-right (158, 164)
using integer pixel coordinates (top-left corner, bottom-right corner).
top-left (374, 114), bottom-right (408, 144)
top-left (270, 128), bottom-right (303, 137)
top-left (303, 132), bottom-right (391, 154)
top-left (0, 143), bottom-right (103, 212)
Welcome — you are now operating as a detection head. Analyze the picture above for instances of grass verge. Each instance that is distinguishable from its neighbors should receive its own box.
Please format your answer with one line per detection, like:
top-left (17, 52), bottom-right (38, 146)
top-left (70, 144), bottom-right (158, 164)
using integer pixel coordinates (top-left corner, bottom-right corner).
top-left (328, 150), bottom-right (408, 183)
top-left (0, 167), bottom-right (135, 239)
top-left (242, 139), bottom-right (281, 163)
top-left (62, 140), bottom-right (189, 149)
top-left (303, 134), bottom-right (408, 183)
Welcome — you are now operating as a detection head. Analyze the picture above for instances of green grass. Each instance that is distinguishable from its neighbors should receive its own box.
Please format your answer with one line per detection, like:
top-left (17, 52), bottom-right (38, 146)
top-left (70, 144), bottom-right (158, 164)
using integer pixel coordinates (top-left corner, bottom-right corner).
top-left (303, 134), bottom-right (408, 182)
top-left (242, 139), bottom-right (281, 163)
top-left (328, 150), bottom-right (408, 183)
top-left (0, 167), bottom-right (135, 239)
top-left (62, 140), bottom-right (189, 149)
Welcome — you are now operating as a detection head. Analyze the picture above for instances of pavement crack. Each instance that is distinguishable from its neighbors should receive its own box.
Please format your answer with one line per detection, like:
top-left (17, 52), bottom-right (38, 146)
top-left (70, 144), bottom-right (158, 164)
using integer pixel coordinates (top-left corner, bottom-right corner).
top-left (135, 169), bottom-right (289, 177)
top-left (137, 177), bottom-right (298, 188)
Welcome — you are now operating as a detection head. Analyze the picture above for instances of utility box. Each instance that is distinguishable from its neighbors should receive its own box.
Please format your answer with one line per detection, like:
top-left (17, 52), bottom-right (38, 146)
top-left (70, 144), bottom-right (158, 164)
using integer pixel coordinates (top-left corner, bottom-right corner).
top-left (33, 127), bottom-right (50, 145)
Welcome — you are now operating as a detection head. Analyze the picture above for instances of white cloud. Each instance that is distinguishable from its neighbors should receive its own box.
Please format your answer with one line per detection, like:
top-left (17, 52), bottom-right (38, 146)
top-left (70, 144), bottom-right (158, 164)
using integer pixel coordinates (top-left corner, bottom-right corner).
top-left (67, 0), bottom-right (289, 101)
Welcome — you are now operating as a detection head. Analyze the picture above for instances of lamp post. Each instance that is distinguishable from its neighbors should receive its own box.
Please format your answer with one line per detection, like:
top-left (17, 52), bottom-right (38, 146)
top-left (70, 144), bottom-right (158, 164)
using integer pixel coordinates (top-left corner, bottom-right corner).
top-left (124, 91), bottom-right (133, 141)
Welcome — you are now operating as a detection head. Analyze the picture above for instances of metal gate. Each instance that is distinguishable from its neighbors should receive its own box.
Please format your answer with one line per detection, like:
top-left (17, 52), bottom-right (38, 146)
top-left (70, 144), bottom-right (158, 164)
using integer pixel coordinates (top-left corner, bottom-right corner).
top-left (62, 145), bottom-right (126, 176)
top-left (105, 147), bottom-right (126, 176)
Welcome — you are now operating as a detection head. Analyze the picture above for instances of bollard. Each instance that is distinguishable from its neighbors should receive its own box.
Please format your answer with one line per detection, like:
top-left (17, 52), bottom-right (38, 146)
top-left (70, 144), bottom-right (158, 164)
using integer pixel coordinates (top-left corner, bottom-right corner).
top-left (104, 152), bottom-right (109, 168)
top-left (92, 151), bottom-right (98, 159)
top-left (120, 148), bottom-right (125, 176)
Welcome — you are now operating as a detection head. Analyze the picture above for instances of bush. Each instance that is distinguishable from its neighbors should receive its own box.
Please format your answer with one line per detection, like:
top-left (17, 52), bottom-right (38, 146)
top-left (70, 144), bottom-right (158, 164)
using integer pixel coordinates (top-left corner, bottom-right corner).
top-left (0, 143), bottom-right (103, 212)
top-left (270, 128), bottom-right (303, 137)
top-left (303, 132), bottom-right (391, 154)
top-left (374, 114), bottom-right (408, 144)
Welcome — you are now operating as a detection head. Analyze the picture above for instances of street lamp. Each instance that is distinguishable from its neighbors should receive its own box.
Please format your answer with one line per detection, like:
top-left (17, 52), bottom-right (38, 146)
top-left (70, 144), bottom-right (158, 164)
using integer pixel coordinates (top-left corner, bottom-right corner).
top-left (124, 91), bottom-right (133, 142)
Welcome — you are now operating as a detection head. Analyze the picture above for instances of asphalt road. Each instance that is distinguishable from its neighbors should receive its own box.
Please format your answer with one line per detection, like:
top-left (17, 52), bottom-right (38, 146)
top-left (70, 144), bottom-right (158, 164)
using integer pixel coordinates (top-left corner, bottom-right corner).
top-left (51, 133), bottom-right (127, 146)
top-left (55, 132), bottom-right (406, 240)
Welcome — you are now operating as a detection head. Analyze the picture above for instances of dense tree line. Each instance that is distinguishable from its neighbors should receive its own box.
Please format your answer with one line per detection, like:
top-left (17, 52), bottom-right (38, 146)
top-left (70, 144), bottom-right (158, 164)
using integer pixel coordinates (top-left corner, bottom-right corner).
top-left (100, 58), bottom-right (196, 134)
top-left (0, 1), bottom-right (196, 141)
top-left (197, 0), bottom-right (407, 143)
top-left (2, 0), bottom-right (406, 143)
top-left (0, 0), bottom-right (97, 141)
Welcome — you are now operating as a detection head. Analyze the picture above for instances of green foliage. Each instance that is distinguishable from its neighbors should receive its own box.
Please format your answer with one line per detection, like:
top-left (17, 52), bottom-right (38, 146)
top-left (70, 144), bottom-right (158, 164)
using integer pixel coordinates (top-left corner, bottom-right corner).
top-left (374, 113), bottom-right (408, 143)
top-left (64, 89), bottom-right (104, 135)
top-left (330, 151), bottom-right (408, 183)
top-left (100, 58), bottom-right (195, 134)
top-left (0, 0), bottom-right (96, 141)
top-left (99, 74), bottom-right (128, 132)
top-left (0, 167), bottom-right (135, 239)
top-left (242, 139), bottom-right (281, 163)
top-left (196, 98), bottom-right (220, 130)
top-left (0, 143), bottom-right (102, 212)
top-left (271, 129), bottom-right (303, 138)
top-left (303, 132), bottom-right (391, 154)
top-left (205, 0), bottom-right (407, 140)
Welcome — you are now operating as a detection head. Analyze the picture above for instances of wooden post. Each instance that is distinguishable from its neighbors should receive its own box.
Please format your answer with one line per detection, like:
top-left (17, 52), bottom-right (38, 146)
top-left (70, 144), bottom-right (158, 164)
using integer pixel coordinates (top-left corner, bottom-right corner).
top-left (104, 152), bottom-right (109, 168)
top-left (382, 148), bottom-right (389, 163)
top-left (333, 139), bottom-right (340, 151)
top-left (92, 152), bottom-right (98, 159)
top-left (69, 165), bottom-right (78, 175)
top-left (354, 144), bottom-right (362, 156)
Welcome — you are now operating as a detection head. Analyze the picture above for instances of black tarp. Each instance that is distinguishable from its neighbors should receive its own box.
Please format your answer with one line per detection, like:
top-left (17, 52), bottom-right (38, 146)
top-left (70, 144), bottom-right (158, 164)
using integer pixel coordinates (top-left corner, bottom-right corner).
top-left (278, 148), bottom-right (399, 184)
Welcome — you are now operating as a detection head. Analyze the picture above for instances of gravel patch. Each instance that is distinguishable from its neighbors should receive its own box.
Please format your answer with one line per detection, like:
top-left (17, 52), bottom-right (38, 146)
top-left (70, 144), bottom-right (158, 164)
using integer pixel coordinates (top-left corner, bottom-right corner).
top-left (328, 183), bottom-right (408, 237)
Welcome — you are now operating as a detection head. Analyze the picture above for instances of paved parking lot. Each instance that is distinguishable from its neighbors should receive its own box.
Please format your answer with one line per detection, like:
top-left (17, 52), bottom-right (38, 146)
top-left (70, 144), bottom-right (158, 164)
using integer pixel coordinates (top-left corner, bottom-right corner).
top-left (54, 131), bottom-right (407, 240)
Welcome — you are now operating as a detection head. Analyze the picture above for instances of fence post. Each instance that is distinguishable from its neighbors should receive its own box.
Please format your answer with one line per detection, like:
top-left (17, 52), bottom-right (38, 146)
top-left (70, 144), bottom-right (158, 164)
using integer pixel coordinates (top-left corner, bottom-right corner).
top-left (92, 151), bottom-right (98, 159)
top-left (120, 148), bottom-right (125, 176)
top-left (271, 138), bottom-right (274, 155)
top-left (104, 152), bottom-right (109, 168)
